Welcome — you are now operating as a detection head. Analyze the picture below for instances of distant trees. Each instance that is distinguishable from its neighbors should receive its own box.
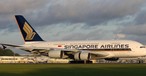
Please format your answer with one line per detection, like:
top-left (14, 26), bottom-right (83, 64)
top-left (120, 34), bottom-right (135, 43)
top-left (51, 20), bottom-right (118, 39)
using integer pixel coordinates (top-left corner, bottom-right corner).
top-left (0, 48), bottom-right (19, 56)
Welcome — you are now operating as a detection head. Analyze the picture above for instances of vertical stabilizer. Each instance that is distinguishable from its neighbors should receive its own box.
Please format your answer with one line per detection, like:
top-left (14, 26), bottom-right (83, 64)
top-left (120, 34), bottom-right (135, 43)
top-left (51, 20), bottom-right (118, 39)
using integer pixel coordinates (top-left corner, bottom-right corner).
top-left (15, 15), bottom-right (44, 43)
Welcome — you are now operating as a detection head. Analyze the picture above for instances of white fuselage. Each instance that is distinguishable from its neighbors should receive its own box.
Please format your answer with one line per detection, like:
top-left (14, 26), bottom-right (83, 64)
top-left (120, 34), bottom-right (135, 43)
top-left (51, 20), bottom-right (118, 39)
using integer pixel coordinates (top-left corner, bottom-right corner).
top-left (21, 40), bottom-right (146, 58)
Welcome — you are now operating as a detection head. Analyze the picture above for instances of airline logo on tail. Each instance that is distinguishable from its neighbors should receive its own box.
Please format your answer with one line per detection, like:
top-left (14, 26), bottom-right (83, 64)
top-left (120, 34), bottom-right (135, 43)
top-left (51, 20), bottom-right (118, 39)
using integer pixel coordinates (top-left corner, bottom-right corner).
top-left (23, 22), bottom-right (36, 40)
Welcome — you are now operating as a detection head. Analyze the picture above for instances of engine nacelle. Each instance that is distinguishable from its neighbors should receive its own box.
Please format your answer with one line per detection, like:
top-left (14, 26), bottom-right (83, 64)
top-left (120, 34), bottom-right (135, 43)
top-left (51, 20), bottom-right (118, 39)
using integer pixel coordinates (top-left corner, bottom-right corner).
top-left (74, 52), bottom-right (91, 60)
top-left (104, 58), bottom-right (119, 61)
top-left (48, 50), bottom-right (64, 58)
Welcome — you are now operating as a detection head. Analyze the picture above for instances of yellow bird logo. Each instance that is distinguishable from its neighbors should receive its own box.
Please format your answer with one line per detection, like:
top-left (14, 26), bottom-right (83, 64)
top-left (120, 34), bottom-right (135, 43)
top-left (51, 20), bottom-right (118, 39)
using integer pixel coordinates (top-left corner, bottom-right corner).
top-left (23, 22), bottom-right (36, 40)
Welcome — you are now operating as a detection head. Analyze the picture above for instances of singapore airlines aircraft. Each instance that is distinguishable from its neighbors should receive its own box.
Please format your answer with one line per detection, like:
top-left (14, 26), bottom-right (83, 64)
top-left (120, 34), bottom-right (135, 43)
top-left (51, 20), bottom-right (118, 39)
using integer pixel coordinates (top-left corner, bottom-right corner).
top-left (1, 15), bottom-right (146, 62)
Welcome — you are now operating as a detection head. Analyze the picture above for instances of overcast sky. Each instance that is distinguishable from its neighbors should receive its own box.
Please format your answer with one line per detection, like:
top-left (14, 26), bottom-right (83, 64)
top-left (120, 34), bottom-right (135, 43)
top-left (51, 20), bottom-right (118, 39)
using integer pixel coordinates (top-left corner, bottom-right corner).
top-left (0, 0), bottom-right (146, 54)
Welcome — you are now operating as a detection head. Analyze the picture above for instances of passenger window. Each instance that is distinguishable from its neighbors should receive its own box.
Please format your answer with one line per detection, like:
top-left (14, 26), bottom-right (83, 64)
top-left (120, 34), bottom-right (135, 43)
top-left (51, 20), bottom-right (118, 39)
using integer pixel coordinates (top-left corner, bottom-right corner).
top-left (140, 46), bottom-right (146, 48)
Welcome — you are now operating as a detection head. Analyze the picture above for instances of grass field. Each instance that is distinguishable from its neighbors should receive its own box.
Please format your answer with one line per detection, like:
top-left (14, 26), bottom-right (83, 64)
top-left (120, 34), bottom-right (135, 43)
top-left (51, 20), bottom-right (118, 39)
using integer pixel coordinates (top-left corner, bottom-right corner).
top-left (0, 64), bottom-right (146, 76)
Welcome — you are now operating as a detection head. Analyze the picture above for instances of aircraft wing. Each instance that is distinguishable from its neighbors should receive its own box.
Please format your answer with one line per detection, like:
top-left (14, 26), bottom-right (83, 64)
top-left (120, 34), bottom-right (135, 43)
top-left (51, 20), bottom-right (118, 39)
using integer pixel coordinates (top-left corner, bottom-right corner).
top-left (89, 52), bottom-right (109, 58)
top-left (0, 43), bottom-right (21, 47)
top-left (48, 48), bottom-right (109, 57)
top-left (0, 43), bottom-right (22, 49)
top-left (47, 48), bottom-right (110, 59)
top-left (62, 49), bottom-right (109, 57)
top-left (0, 43), bottom-right (110, 59)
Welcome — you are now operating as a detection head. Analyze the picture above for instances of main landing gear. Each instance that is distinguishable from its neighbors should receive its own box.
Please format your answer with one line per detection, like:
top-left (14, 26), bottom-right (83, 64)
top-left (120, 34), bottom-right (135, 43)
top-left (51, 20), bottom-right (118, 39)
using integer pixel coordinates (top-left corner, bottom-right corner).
top-left (69, 60), bottom-right (93, 64)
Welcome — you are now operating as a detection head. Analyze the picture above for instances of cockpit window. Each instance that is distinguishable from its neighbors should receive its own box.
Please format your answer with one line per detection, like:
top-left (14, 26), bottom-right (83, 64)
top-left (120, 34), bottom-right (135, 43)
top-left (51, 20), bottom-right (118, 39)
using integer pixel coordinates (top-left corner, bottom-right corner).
top-left (140, 46), bottom-right (146, 48)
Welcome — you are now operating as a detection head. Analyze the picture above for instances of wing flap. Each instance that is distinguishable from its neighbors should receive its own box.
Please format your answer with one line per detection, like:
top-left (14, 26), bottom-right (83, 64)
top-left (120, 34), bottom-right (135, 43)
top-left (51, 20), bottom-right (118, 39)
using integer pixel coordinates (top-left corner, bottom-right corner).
top-left (90, 52), bottom-right (110, 58)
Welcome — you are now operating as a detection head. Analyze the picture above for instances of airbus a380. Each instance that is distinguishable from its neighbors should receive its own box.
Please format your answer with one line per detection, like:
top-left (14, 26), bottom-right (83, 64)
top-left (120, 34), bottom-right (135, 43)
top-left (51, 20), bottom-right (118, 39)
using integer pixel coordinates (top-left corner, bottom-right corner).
top-left (1, 15), bottom-right (146, 62)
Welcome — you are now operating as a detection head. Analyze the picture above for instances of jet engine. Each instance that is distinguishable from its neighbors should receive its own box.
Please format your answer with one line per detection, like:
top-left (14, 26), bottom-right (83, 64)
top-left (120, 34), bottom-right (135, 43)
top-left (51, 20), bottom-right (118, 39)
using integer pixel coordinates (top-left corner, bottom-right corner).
top-left (48, 50), bottom-right (64, 58)
top-left (74, 52), bottom-right (91, 60)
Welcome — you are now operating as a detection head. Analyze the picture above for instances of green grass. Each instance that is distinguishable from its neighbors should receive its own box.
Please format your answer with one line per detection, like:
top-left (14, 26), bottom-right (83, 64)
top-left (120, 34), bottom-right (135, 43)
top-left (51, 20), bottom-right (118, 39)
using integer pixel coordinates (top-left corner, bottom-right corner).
top-left (0, 64), bottom-right (146, 76)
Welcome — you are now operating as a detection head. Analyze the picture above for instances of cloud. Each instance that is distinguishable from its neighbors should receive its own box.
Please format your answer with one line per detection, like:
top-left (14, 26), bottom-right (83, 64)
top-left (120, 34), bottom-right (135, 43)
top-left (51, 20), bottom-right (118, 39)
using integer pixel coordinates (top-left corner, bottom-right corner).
top-left (0, 0), bottom-right (49, 14)
top-left (115, 34), bottom-right (126, 39)
top-left (32, 0), bottom-right (146, 26)
top-left (0, 0), bottom-right (49, 29)
top-left (0, 0), bottom-right (145, 30)
top-left (134, 10), bottom-right (146, 25)
top-left (1, 0), bottom-right (146, 54)
top-left (120, 25), bottom-right (146, 36)
top-left (114, 24), bottom-right (146, 44)
top-left (38, 23), bottom-right (117, 41)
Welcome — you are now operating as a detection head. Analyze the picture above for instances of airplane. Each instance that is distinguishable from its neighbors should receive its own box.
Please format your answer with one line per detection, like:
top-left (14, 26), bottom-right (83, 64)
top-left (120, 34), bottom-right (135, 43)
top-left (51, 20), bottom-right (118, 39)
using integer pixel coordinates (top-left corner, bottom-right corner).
top-left (1, 15), bottom-right (146, 63)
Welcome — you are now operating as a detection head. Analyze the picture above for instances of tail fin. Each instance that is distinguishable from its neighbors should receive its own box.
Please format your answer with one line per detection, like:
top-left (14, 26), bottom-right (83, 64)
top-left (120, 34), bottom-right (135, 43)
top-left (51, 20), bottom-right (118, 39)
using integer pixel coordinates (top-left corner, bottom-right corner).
top-left (15, 15), bottom-right (44, 42)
